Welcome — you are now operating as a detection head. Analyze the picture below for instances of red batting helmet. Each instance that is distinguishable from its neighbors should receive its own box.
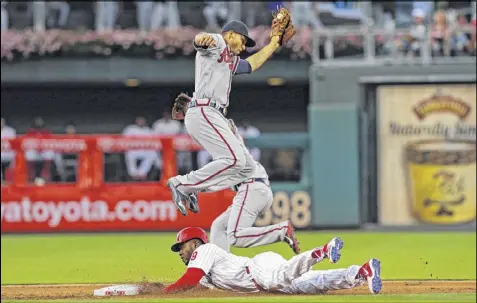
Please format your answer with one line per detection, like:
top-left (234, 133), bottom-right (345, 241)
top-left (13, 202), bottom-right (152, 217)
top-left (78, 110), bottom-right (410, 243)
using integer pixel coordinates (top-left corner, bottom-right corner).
top-left (171, 227), bottom-right (209, 252)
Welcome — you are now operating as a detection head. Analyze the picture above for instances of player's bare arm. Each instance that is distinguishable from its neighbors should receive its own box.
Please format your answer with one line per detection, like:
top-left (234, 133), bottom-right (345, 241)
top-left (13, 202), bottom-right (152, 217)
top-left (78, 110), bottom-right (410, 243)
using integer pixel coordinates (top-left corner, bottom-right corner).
top-left (245, 36), bottom-right (280, 72)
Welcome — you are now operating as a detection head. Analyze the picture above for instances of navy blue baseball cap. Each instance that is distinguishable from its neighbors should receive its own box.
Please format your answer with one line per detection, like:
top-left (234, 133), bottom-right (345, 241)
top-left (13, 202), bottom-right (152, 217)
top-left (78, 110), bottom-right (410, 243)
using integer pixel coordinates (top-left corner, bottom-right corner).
top-left (221, 20), bottom-right (256, 47)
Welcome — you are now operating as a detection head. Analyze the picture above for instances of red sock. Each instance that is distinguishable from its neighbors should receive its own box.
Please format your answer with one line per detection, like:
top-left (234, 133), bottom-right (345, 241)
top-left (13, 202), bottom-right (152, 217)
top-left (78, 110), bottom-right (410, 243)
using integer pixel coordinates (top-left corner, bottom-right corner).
top-left (311, 248), bottom-right (323, 259)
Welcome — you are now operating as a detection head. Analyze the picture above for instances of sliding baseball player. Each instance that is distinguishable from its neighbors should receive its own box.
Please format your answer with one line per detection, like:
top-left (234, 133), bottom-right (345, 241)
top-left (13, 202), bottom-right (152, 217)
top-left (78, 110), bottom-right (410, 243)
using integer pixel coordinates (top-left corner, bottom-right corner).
top-left (162, 227), bottom-right (382, 295)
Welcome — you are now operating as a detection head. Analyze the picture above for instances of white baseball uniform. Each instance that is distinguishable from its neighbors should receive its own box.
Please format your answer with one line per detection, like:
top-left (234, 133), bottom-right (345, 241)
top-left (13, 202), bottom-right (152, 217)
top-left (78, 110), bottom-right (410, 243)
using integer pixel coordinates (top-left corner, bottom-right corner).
top-left (190, 243), bottom-right (365, 294)
top-left (170, 33), bottom-right (256, 195)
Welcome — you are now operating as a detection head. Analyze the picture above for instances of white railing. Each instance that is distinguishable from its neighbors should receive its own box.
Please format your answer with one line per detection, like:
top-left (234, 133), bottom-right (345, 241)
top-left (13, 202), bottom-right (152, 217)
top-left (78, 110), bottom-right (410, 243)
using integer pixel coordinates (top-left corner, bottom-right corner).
top-left (312, 24), bottom-right (476, 66)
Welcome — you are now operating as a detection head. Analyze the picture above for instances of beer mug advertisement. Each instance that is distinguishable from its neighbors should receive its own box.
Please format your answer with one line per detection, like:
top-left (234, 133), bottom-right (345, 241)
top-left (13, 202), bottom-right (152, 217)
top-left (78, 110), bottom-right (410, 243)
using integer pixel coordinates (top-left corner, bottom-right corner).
top-left (377, 84), bottom-right (476, 225)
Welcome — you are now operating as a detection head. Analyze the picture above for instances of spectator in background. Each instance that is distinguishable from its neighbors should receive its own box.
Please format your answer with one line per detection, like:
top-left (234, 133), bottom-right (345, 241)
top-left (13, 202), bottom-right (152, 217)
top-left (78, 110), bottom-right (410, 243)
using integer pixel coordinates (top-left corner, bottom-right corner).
top-left (45, 1), bottom-right (70, 29)
top-left (25, 117), bottom-right (55, 184)
top-left (122, 116), bottom-right (159, 181)
top-left (65, 122), bottom-right (76, 136)
top-left (150, 1), bottom-right (181, 30)
top-left (152, 109), bottom-right (182, 135)
top-left (430, 10), bottom-right (452, 56)
top-left (135, 1), bottom-right (153, 32)
top-left (32, 1), bottom-right (46, 31)
top-left (95, 1), bottom-right (118, 31)
top-left (290, 1), bottom-right (322, 29)
top-left (453, 13), bottom-right (472, 55)
top-left (238, 119), bottom-right (261, 162)
top-left (152, 109), bottom-right (191, 174)
top-left (271, 150), bottom-right (300, 181)
top-left (1, 1), bottom-right (8, 31)
top-left (203, 1), bottom-right (228, 31)
top-left (471, 15), bottom-right (476, 55)
top-left (399, 8), bottom-right (427, 57)
top-left (55, 122), bottom-right (78, 182)
top-left (1, 117), bottom-right (16, 182)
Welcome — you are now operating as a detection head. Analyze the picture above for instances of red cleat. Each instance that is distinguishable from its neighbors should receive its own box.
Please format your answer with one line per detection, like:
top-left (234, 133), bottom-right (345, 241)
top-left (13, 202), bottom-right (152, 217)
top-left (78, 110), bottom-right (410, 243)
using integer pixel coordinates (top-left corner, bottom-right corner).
top-left (284, 221), bottom-right (300, 254)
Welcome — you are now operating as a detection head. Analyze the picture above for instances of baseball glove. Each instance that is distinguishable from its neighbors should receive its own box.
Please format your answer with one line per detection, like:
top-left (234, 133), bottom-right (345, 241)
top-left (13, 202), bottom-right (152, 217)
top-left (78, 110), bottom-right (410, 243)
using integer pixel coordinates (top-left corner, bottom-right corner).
top-left (270, 6), bottom-right (296, 46)
top-left (172, 92), bottom-right (191, 120)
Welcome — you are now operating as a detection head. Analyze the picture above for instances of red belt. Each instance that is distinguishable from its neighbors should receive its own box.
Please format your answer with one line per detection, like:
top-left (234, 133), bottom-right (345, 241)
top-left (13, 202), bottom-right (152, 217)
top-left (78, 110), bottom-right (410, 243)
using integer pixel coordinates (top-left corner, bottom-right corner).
top-left (245, 266), bottom-right (265, 291)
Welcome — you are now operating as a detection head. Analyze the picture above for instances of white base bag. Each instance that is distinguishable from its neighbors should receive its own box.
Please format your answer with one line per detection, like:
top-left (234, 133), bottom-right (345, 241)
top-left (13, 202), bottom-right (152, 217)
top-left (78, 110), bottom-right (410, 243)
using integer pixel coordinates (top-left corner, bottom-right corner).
top-left (93, 284), bottom-right (141, 296)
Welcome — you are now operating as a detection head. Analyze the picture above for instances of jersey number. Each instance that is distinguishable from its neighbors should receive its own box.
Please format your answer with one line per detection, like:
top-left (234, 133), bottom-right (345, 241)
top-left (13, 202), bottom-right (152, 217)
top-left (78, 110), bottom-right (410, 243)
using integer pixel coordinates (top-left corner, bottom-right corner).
top-left (217, 48), bottom-right (234, 71)
top-left (191, 251), bottom-right (198, 261)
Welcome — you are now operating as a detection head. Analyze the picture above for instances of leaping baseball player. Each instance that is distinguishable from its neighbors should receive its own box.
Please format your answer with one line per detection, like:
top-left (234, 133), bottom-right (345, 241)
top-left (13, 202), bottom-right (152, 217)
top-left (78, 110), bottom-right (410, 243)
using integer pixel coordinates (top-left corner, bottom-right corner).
top-left (167, 8), bottom-right (296, 216)
top-left (160, 227), bottom-right (382, 295)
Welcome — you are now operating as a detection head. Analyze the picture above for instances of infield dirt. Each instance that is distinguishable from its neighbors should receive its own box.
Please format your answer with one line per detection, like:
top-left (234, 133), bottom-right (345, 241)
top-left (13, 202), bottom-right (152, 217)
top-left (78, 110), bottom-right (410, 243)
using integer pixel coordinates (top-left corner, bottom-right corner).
top-left (1, 280), bottom-right (476, 300)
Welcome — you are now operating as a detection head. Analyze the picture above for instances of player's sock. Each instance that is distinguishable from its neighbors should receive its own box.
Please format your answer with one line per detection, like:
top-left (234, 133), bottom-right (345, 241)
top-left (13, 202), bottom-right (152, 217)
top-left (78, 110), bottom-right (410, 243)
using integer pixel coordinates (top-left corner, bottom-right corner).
top-left (311, 247), bottom-right (324, 260)
top-left (356, 263), bottom-right (369, 280)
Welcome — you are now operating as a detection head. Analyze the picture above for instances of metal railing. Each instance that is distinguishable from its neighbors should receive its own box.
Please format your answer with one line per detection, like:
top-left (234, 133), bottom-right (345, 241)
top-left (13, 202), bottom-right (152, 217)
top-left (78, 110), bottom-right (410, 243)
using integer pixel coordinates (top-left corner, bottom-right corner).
top-left (312, 24), bottom-right (476, 66)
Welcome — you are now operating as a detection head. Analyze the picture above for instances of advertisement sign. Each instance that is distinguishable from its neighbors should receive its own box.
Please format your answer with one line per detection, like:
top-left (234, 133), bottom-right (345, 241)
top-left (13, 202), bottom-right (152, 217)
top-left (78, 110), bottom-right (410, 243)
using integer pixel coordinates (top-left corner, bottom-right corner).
top-left (1, 190), bottom-right (233, 233)
top-left (1, 135), bottom-right (311, 232)
top-left (0, 135), bottom-right (233, 233)
top-left (377, 84), bottom-right (476, 225)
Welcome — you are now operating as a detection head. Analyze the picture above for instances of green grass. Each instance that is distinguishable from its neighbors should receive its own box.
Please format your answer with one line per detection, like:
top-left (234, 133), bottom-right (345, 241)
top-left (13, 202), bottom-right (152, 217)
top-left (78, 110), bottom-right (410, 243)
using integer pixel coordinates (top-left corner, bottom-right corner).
top-left (2, 294), bottom-right (476, 303)
top-left (1, 231), bottom-right (475, 284)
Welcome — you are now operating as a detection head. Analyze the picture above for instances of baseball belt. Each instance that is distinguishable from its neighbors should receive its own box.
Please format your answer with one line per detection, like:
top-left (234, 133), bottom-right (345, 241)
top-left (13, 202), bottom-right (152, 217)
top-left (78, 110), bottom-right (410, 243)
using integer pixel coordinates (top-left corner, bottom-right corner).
top-left (233, 178), bottom-right (269, 191)
top-left (188, 99), bottom-right (227, 116)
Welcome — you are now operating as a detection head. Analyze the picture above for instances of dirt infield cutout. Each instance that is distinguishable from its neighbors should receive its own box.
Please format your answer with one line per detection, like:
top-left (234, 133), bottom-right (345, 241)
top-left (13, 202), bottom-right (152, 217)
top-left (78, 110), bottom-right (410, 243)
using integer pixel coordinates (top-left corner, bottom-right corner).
top-left (1, 281), bottom-right (476, 300)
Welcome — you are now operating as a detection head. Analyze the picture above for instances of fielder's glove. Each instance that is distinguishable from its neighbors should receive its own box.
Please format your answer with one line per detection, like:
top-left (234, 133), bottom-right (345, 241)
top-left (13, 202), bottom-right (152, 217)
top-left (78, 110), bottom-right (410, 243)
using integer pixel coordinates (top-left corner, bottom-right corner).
top-left (270, 6), bottom-right (296, 46)
top-left (172, 92), bottom-right (191, 120)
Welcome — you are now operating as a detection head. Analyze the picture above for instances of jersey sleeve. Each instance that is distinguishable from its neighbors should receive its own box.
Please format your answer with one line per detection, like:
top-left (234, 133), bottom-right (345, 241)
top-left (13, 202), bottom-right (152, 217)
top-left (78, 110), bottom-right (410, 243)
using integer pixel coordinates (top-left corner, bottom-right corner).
top-left (193, 34), bottom-right (226, 55)
top-left (187, 244), bottom-right (221, 275)
top-left (234, 59), bottom-right (252, 75)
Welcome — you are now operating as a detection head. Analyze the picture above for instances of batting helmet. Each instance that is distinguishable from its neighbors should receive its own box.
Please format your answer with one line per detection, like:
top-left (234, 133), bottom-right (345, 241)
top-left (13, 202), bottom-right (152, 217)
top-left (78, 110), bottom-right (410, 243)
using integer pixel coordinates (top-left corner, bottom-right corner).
top-left (171, 227), bottom-right (209, 252)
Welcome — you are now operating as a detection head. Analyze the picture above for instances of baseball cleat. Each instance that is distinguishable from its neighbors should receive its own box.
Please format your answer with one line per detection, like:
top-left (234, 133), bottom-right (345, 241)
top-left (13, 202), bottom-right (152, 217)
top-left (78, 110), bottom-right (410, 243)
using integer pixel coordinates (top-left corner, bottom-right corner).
top-left (358, 258), bottom-right (382, 294)
top-left (284, 221), bottom-right (300, 254)
top-left (325, 237), bottom-right (344, 264)
top-left (187, 193), bottom-right (200, 213)
top-left (167, 179), bottom-right (188, 216)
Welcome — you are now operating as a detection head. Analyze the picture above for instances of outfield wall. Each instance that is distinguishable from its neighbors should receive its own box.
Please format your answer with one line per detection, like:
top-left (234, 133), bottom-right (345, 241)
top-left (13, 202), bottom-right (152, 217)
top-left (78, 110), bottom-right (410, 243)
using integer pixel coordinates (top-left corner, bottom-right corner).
top-left (1, 64), bottom-right (475, 233)
top-left (309, 63), bottom-right (476, 228)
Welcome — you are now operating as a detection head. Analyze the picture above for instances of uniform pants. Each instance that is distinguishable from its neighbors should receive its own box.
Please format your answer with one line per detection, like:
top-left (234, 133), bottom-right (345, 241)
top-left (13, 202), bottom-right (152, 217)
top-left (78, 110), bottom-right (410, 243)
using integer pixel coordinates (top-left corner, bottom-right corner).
top-left (172, 107), bottom-right (256, 194)
top-left (248, 248), bottom-right (364, 292)
top-left (210, 182), bottom-right (289, 252)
